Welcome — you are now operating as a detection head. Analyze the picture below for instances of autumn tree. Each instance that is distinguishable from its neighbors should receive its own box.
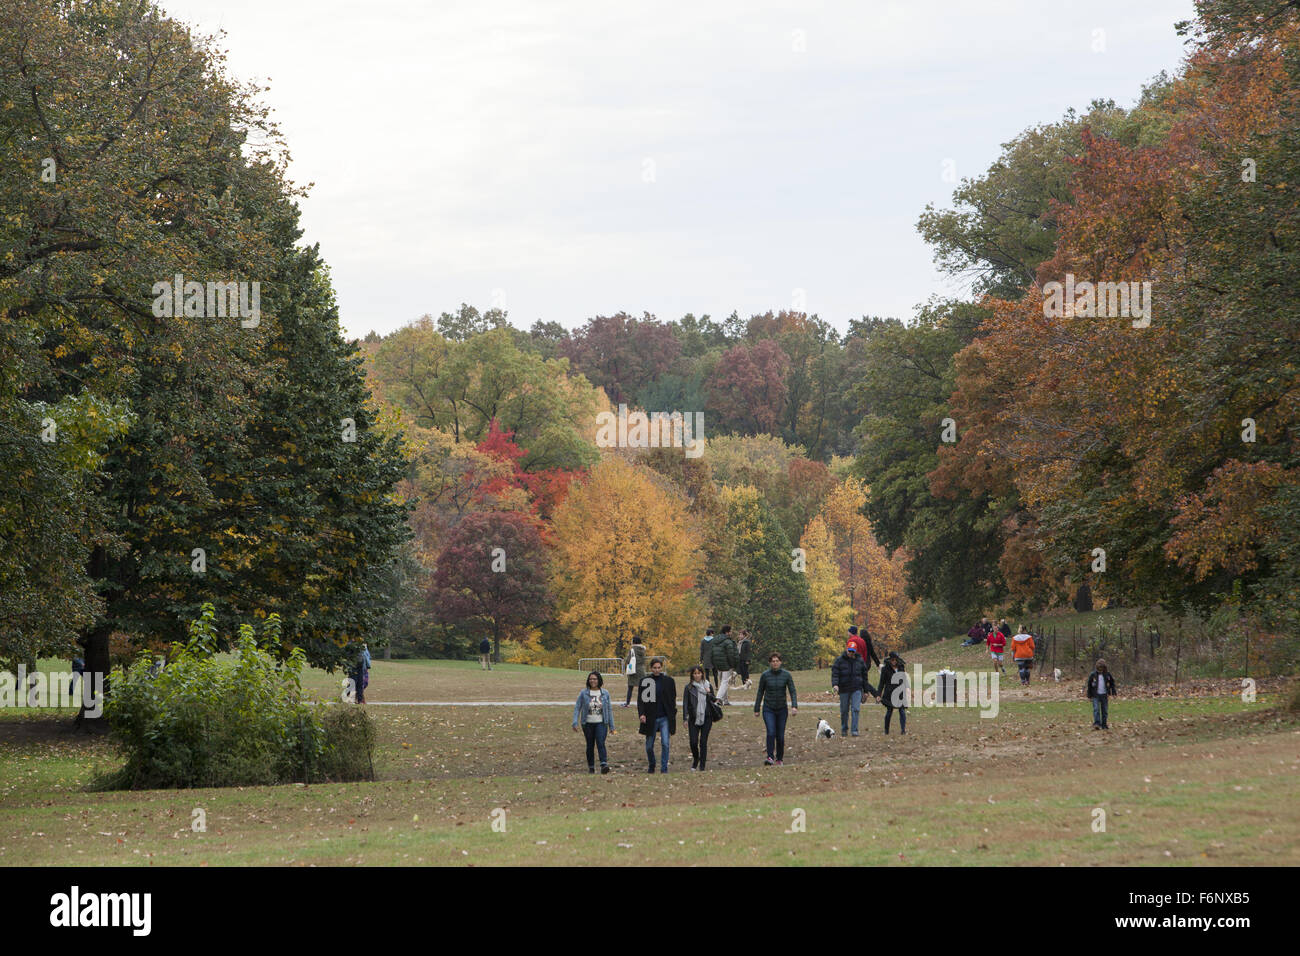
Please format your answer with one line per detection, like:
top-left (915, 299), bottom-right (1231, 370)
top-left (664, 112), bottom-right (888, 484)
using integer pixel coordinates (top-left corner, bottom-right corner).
top-left (799, 516), bottom-right (854, 666)
top-left (432, 511), bottom-right (552, 661)
top-left (550, 456), bottom-right (706, 662)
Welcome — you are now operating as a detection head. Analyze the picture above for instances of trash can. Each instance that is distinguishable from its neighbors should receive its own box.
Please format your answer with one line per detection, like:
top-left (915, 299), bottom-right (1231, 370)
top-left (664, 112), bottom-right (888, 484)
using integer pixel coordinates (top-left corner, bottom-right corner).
top-left (937, 668), bottom-right (957, 705)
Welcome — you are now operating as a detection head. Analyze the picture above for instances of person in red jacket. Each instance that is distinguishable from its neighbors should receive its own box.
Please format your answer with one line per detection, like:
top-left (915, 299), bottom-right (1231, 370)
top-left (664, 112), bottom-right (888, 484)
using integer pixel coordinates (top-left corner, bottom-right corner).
top-left (986, 625), bottom-right (1007, 675)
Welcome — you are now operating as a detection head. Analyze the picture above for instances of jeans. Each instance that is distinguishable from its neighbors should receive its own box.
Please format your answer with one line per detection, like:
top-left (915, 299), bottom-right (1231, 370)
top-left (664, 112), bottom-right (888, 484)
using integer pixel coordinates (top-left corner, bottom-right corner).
top-left (645, 716), bottom-right (670, 771)
top-left (884, 705), bottom-right (906, 734)
top-left (839, 690), bottom-right (863, 733)
top-left (688, 719), bottom-right (712, 768)
top-left (583, 721), bottom-right (609, 767)
top-left (1017, 658), bottom-right (1032, 684)
top-left (1092, 696), bottom-right (1109, 727)
top-left (762, 706), bottom-right (788, 760)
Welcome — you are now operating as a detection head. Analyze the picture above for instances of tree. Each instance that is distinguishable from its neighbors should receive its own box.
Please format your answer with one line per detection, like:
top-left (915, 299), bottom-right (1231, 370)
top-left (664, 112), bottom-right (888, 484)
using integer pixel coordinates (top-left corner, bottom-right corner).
top-left (432, 511), bottom-right (552, 661)
top-left (560, 313), bottom-right (681, 405)
top-left (371, 323), bottom-right (601, 471)
top-left (719, 485), bottom-right (817, 668)
top-left (799, 516), bottom-right (854, 666)
top-left (550, 457), bottom-right (705, 662)
top-left (707, 339), bottom-right (790, 435)
top-left (0, 1), bottom-right (410, 707)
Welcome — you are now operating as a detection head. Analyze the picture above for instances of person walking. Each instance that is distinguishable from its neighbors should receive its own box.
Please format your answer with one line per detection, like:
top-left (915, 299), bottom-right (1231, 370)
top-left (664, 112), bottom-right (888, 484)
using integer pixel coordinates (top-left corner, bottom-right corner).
top-left (712, 625), bottom-right (740, 704)
top-left (699, 628), bottom-right (718, 687)
top-left (623, 640), bottom-right (647, 707)
top-left (1011, 625), bottom-right (1035, 686)
top-left (753, 652), bottom-right (798, 765)
top-left (848, 626), bottom-right (882, 683)
top-left (1085, 659), bottom-right (1117, 730)
top-left (736, 630), bottom-right (753, 689)
top-left (573, 671), bottom-right (614, 773)
top-left (682, 665), bottom-right (717, 770)
top-left (878, 651), bottom-right (909, 735)
top-left (349, 643), bottom-right (371, 704)
top-left (638, 657), bottom-right (677, 773)
top-left (987, 624), bottom-right (1007, 675)
top-left (831, 643), bottom-right (874, 736)
top-left (479, 637), bottom-right (492, 671)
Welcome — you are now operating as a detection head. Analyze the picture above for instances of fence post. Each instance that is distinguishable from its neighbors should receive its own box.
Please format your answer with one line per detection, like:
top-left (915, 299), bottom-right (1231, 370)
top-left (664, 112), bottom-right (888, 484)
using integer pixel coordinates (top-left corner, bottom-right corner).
top-left (1175, 620), bottom-right (1182, 686)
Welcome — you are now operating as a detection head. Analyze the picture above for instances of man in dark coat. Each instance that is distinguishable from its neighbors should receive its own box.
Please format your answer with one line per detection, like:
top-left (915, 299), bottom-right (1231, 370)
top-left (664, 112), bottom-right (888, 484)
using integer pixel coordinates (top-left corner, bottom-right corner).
top-left (638, 657), bottom-right (677, 773)
top-left (831, 643), bottom-right (875, 735)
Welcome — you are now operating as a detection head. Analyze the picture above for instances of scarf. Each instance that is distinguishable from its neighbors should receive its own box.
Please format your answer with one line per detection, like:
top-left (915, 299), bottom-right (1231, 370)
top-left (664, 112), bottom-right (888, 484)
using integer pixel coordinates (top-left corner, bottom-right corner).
top-left (692, 679), bottom-right (710, 725)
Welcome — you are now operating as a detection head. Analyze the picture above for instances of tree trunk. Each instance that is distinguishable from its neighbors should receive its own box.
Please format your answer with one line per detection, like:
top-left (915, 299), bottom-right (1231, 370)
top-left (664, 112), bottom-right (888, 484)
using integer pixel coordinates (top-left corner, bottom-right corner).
top-left (74, 621), bottom-right (111, 734)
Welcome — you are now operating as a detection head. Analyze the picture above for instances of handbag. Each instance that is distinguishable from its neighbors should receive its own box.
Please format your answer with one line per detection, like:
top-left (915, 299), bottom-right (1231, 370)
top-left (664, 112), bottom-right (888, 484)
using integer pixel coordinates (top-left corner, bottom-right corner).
top-left (708, 694), bottom-right (724, 722)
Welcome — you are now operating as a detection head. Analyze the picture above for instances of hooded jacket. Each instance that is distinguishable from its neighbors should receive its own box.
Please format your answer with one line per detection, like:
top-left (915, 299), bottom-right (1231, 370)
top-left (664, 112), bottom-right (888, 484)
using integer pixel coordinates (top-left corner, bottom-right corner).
top-left (1011, 632), bottom-right (1035, 660)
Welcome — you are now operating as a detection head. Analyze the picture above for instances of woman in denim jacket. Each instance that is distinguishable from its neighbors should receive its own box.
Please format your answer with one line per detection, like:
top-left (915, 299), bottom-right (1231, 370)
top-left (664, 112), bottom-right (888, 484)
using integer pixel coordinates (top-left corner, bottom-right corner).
top-left (573, 671), bottom-right (615, 773)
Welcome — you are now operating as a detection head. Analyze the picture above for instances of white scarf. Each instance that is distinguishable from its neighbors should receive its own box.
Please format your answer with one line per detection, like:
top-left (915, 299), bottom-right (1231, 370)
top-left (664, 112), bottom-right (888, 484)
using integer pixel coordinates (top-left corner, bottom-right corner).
top-left (692, 680), bottom-right (711, 725)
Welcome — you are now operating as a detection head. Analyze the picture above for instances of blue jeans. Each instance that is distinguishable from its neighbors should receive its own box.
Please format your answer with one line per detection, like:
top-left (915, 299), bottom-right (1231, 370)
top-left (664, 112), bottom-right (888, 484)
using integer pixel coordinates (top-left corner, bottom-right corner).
top-left (645, 716), bottom-right (670, 771)
top-left (839, 690), bottom-right (862, 734)
top-left (762, 707), bottom-right (788, 760)
top-left (1092, 696), bottom-right (1109, 727)
top-left (583, 721), bottom-right (608, 767)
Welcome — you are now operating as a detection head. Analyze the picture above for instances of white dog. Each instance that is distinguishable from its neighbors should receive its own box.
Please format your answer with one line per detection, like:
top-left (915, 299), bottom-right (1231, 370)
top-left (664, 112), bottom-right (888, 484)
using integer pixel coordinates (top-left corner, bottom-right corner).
top-left (1053, 668), bottom-right (1062, 682)
top-left (814, 718), bottom-right (836, 742)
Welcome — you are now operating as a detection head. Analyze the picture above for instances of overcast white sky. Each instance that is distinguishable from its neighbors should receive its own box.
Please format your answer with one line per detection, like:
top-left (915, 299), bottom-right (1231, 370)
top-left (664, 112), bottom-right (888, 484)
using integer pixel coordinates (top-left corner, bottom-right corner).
top-left (161, 0), bottom-right (1196, 338)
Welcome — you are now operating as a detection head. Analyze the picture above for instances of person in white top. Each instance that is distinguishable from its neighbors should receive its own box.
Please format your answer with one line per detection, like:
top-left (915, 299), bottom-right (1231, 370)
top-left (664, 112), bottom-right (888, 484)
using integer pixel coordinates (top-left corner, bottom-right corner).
top-left (572, 671), bottom-right (614, 774)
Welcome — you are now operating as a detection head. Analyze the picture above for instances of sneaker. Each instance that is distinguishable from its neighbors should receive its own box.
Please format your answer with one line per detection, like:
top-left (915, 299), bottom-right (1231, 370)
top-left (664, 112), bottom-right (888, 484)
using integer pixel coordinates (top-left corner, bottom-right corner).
top-left (588, 766), bottom-right (595, 774)
top-left (764, 757), bottom-right (774, 766)
top-left (601, 765), bottom-right (610, 774)
top-left (1092, 724), bottom-right (1100, 731)
top-left (647, 766), bottom-right (655, 774)
top-left (841, 727), bottom-right (848, 736)
top-left (775, 760), bottom-right (784, 766)
top-left (851, 732), bottom-right (860, 737)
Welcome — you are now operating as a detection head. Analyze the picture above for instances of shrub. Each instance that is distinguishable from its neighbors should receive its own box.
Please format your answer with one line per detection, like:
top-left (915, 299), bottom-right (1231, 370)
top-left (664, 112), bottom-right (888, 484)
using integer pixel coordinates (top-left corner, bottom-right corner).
top-left (100, 603), bottom-right (372, 789)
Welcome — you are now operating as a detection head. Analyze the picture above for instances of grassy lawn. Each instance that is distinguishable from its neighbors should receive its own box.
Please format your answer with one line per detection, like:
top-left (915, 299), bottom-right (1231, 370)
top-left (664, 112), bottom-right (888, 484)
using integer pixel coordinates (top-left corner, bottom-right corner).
top-left (1, 651), bottom-right (1296, 865)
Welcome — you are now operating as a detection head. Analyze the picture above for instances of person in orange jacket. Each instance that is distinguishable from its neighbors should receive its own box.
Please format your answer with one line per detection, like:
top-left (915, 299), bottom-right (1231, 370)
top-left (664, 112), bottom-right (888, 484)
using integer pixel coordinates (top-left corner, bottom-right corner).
top-left (1010, 626), bottom-right (1035, 686)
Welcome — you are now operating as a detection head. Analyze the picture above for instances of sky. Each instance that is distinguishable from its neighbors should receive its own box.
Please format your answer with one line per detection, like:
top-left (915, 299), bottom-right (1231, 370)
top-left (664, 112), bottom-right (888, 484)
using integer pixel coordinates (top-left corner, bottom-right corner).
top-left (159, 0), bottom-right (1198, 339)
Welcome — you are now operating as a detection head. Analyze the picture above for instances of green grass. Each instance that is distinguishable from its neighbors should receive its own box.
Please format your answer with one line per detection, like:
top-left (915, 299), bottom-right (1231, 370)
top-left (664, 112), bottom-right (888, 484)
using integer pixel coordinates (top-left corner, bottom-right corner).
top-left (3, 654), bottom-right (1297, 865)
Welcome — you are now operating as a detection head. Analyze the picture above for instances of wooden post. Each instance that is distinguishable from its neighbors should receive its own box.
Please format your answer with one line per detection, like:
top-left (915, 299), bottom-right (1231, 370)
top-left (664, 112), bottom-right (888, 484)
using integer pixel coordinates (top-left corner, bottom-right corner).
top-left (1133, 620), bottom-right (1138, 663)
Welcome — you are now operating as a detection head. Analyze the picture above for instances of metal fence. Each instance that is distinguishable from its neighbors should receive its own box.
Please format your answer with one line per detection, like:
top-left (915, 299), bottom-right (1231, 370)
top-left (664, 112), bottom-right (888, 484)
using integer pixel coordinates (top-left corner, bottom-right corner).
top-left (578, 658), bottom-right (625, 675)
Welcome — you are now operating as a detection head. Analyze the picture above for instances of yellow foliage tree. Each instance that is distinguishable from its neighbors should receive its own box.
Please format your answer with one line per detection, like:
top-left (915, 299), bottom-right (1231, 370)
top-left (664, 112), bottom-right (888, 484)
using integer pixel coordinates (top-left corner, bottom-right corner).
top-left (799, 515), bottom-right (854, 666)
top-left (819, 477), bottom-right (917, 650)
top-left (550, 455), bottom-right (706, 665)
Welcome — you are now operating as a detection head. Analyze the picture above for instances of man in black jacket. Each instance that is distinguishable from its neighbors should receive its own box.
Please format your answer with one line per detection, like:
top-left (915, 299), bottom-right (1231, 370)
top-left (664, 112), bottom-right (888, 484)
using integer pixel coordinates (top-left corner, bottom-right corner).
top-left (638, 657), bottom-right (677, 773)
top-left (478, 637), bottom-right (492, 671)
top-left (831, 644), bottom-right (874, 736)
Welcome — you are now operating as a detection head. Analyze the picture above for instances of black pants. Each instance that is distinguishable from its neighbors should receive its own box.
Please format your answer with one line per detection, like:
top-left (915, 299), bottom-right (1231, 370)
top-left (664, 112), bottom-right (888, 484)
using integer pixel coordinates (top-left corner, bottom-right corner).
top-left (688, 720), bottom-right (712, 768)
top-left (625, 680), bottom-right (637, 705)
top-left (737, 661), bottom-right (750, 682)
top-left (884, 705), bottom-right (906, 734)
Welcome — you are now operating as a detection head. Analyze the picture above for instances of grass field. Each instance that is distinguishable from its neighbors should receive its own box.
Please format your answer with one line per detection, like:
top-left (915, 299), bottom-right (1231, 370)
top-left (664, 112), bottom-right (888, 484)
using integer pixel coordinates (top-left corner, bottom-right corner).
top-left (2, 644), bottom-right (1297, 866)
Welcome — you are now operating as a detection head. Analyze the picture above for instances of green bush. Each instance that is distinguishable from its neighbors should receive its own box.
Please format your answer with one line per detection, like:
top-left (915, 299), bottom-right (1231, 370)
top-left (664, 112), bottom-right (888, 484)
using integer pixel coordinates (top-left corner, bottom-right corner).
top-left (99, 603), bottom-right (373, 789)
